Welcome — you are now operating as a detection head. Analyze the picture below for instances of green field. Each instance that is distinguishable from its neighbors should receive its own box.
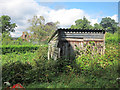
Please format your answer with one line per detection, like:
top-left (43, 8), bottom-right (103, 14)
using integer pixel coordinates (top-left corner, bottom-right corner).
top-left (2, 32), bottom-right (119, 88)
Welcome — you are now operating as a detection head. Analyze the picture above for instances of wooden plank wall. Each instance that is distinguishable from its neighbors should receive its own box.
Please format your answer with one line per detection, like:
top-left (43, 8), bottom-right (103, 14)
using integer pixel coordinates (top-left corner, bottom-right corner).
top-left (48, 30), bottom-right (105, 60)
top-left (60, 39), bottom-right (105, 59)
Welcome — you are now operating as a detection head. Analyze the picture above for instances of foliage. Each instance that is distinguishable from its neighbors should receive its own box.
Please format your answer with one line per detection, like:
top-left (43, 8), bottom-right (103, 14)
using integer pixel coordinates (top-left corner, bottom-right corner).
top-left (0, 15), bottom-right (17, 45)
top-left (27, 16), bottom-right (59, 44)
top-left (105, 32), bottom-right (118, 44)
top-left (3, 36), bottom-right (36, 45)
top-left (94, 23), bottom-right (103, 29)
top-left (2, 46), bottom-right (58, 85)
top-left (74, 32), bottom-right (119, 88)
top-left (26, 69), bottom-right (118, 88)
top-left (2, 32), bottom-right (12, 45)
top-left (70, 16), bottom-right (93, 29)
top-left (0, 15), bottom-right (17, 33)
top-left (100, 17), bottom-right (118, 33)
top-left (74, 44), bottom-right (118, 88)
top-left (1, 45), bottom-right (46, 54)
top-left (44, 22), bottom-right (60, 41)
top-left (70, 16), bottom-right (118, 35)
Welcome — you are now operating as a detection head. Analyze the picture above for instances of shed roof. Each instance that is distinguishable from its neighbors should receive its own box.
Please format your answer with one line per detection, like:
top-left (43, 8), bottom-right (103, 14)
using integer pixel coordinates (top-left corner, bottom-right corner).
top-left (48, 28), bottom-right (105, 43)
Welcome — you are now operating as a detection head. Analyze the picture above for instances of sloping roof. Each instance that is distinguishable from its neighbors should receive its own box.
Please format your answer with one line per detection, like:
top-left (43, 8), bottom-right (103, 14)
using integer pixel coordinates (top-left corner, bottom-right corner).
top-left (48, 28), bottom-right (105, 43)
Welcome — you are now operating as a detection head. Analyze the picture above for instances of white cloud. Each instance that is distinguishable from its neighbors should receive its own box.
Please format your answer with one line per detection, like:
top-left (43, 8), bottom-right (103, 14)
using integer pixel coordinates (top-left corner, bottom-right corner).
top-left (111, 14), bottom-right (118, 22)
top-left (84, 15), bottom-right (99, 26)
top-left (0, 0), bottom-right (41, 37)
top-left (90, 19), bottom-right (99, 26)
top-left (47, 9), bottom-right (86, 27)
top-left (0, 0), bottom-right (117, 37)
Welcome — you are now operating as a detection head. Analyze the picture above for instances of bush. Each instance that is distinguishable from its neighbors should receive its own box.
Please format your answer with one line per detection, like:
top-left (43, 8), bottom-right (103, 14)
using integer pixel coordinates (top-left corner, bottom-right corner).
top-left (2, 61), bottom-right (32, 85)
top-left (75, 42), bottom-right (119, 88)
top-left (1, 45), bottom-right (48, 54)
top-left (105, 32), bottom-right (118, 45)
top-left (2, 46), bottom-right (58, 85)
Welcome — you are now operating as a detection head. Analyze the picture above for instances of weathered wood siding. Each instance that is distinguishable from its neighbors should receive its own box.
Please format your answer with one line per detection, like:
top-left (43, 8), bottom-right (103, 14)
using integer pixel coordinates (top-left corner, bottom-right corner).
top-left (48, 29), bottom-right (105, 60)
top-left (48, 32), bottom-right (60, 60)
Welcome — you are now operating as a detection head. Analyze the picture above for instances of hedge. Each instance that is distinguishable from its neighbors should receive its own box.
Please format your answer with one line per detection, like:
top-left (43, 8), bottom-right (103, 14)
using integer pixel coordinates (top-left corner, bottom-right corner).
top-left (1, 45), bottom-right (48, 54)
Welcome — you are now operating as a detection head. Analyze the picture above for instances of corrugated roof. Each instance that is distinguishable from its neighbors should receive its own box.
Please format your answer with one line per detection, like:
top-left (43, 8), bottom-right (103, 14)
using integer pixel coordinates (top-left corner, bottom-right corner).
top-left (48, 28), bottom-right (106, 43)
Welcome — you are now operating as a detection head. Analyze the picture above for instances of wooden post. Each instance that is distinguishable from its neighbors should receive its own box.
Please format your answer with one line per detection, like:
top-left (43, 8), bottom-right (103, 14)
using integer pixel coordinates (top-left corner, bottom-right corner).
top-left (48, 45), bottom-right (50, 60)
top-left (103, 32), bottom-right (106, 54)
top-left (65, 43), bottom-right (68, 58)
top-left (58, 48), bottom-right (60, 58)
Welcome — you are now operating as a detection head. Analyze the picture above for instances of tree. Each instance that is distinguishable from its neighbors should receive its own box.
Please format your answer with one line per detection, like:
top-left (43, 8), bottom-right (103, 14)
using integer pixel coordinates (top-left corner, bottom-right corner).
top-left (0, 15), bottom-right (17, 33)
top-left (28, 16), bottom-right (46, 43)
top-left (70, 16), bottom-right (93, 29)
top-left (27, 16), bottom-right (59, 44)
top-left (45, 21), bottom-right (59, 40)
top-left (0, 15), bottom-right (17, 45)
top-left (2, 32), bottom-right (12, 45)
top-left (94, 23), bottom-right (103, 29)
top-left (100, 17), bottom-right (118, 33)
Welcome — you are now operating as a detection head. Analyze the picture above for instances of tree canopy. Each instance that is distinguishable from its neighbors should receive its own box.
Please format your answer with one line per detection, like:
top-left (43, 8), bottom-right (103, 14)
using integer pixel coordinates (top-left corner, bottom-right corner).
top-left (94, 23), bottom-right (103, 29)
top-left (70, 16), bottom-right (93, 29)
top-left (0, 15), bottom-right (17, 45)
top-left (27, 16), bottom-right (59, 43)
top-left (70, 16), bottom-right (118, 34)
top-left (0, 15), bottom-right (17, 33)
top-left (100, 17), bottom-right (118, 33)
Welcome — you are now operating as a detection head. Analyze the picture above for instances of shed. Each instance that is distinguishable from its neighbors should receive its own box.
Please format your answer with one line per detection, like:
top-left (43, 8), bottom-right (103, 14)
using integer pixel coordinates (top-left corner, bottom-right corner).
top-left (48, 28), bottom-right (105, 60)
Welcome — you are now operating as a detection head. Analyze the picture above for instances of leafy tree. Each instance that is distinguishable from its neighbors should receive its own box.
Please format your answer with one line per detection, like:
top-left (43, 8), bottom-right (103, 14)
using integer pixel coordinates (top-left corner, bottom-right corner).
top-left (0, 15), bottom-right (17, 33)
top-left (2, 32), bottom-right (12, 45)
top-left (0, 15), bottom-right (17, 45)
top-left (94, 23), bottom-right (103, 29)
top-left (27, 16), bottom-right (59, 44)
top-left (70, 16), bottom-right (93, 29)
top-left (100, 17), bottom-right (118, 33)
top-left (27, 16), bottom-right (46, 43)
top-left (45, 22), bottom-right (59, 40)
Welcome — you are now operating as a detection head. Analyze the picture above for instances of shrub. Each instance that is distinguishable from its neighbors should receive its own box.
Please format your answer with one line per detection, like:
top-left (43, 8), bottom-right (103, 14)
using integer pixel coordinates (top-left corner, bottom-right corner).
top-left (105, 32), bottom-right (118, 45)
top-left (1, 45), bottom-right (48, 54)
top-left (2, 45), bottom-right (58, 85)
top-left (75, 41), bottom-right (119, 88)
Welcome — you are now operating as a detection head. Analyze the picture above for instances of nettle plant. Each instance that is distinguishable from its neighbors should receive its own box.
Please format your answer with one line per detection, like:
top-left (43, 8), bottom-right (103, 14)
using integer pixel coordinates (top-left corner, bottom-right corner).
top-left (75, 41), bottom-right (98, 56)
top-left (75, 41), bottom-right (109, 75)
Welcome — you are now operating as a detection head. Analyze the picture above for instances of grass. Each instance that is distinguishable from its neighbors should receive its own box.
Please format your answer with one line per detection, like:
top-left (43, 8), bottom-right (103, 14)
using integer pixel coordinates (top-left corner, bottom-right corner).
top-left (26, 73), bottom-right (85, 88)
top-left (26, 72), bottom-right (118, 88)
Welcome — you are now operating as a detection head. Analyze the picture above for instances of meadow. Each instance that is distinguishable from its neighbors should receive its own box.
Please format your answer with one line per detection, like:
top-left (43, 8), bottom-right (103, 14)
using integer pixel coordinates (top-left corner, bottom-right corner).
top-left (2, 32), bottom-right (119, 88)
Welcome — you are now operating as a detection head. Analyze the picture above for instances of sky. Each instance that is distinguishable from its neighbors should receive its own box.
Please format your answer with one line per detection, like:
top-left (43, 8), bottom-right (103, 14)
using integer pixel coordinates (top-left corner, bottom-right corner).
top-left (0, 0), bottom-right (119, 37)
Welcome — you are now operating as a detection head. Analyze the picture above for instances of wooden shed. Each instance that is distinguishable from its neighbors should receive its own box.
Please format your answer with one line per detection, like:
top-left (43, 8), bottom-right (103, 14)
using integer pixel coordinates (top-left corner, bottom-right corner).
top-left (48, 28), bottom-right (105, 60)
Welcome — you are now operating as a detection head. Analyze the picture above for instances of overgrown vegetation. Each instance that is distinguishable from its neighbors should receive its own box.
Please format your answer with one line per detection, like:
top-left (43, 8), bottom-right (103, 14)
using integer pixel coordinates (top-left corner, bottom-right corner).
top-left (1, 15), bottom-right (119, 88)
top-left (105, 32), bottom-right (118, 44)
top-left (2, 32), bottom-right (119, 88)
